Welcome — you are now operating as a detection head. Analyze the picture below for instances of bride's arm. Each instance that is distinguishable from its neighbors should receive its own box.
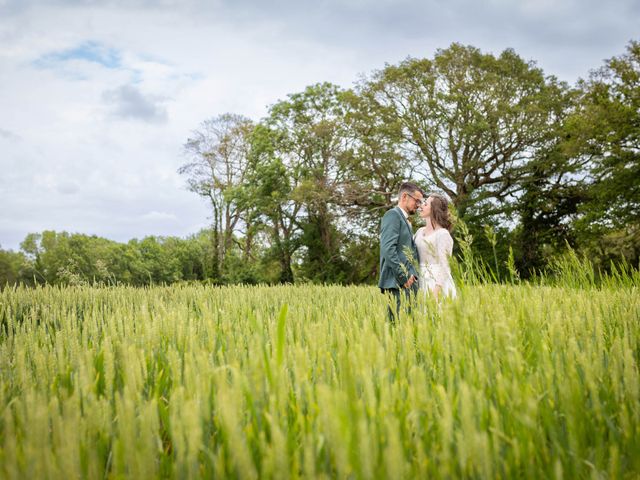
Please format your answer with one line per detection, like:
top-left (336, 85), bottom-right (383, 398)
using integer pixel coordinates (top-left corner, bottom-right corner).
top-left (431, 232), bottom-right (453, 298)
top-left (435, 231), bottom-right (454, 285)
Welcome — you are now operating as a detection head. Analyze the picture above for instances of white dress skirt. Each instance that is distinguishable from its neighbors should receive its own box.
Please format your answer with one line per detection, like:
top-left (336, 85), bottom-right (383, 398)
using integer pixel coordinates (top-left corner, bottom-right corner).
top-left (414, 227), bottom-right (457, 299)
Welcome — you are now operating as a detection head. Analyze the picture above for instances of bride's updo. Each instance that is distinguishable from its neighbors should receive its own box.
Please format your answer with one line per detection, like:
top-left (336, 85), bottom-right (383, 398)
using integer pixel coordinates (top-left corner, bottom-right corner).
top-left (429, 194), bottom-right (453, 232)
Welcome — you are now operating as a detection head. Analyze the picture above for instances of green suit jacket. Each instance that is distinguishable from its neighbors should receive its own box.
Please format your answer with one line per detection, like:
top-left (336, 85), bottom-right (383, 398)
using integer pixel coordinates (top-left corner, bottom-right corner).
top-left (378, 207), bottom-right (419, 289)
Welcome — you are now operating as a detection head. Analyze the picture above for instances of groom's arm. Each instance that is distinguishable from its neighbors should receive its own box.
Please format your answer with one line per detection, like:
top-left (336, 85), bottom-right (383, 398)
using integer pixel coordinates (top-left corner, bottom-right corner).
top-left (380, 210), bottom-right (414, 287)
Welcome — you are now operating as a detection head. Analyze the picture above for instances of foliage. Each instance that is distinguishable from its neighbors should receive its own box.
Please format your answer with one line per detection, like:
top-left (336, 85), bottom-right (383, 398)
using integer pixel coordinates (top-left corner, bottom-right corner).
top-left (0, 249), bottom-right (33, 286)
top-left (564, 40), bottom-right (640, 267)
top-left (238, 123), bottom-right (303, 283)
top-left (180, 114), bottom-right (255, 278)
top-left (360, 44), bottom-right (571, 218)
top-left (266, 83), bottom-right (356, 283)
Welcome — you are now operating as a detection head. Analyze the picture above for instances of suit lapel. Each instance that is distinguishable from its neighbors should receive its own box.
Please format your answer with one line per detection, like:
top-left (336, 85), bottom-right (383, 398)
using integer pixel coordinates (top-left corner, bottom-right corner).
top-left (395, 207), bottom-right (416, 247)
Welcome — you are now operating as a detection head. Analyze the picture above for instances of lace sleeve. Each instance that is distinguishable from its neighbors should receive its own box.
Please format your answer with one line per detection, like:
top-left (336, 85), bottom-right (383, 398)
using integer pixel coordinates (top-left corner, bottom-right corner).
top-left (435, 230), bottom-right (453, 286)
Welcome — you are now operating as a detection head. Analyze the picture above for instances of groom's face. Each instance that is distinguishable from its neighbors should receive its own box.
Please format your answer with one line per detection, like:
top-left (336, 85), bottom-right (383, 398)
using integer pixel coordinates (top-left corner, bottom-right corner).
top-left (404, 191), bottom-right (424, 214)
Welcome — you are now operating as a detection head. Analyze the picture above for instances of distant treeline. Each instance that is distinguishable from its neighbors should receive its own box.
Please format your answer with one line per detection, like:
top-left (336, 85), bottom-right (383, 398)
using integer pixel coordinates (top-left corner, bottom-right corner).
top-left (1, 41), bottom-right (638, 287)
top-left (0, 230), bottom-right (266, 287)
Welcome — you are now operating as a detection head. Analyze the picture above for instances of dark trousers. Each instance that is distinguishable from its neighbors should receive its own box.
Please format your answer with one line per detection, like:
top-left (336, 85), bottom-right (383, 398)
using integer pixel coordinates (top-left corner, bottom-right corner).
top-left (381, 286), bottom-right (417, 323)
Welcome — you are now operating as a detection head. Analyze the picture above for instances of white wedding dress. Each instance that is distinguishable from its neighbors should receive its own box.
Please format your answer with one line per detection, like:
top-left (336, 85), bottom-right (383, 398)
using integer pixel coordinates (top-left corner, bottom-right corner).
top-left (414, 227), bottom-right (457, 298)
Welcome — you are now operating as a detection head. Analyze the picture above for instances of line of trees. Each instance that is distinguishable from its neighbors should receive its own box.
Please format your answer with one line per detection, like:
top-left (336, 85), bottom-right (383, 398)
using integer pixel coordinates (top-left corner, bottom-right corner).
top-left (1, 41), bottom-right (638, 286)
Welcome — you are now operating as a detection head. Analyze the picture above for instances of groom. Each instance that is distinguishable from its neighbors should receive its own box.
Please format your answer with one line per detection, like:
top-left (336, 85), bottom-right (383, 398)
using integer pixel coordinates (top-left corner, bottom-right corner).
top-left (379, 182), bottom-right (424, 322)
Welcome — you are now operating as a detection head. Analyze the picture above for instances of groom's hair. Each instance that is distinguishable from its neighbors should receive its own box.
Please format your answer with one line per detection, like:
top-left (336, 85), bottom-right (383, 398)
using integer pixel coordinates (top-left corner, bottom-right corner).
top-left (398, 182), bottom-right (422, 198)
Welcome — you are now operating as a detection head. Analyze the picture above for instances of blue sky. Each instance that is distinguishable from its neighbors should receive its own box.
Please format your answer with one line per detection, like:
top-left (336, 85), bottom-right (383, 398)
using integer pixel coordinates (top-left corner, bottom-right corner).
top-left (0, 0), bottom-right (638, 251)
top-left (35, 41), bottom-right (122, 70)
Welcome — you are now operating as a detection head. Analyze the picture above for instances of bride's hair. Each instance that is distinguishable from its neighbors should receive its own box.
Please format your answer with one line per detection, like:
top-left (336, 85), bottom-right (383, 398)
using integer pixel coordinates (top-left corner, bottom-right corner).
top-left (429, 194), bottom-right (453, 232)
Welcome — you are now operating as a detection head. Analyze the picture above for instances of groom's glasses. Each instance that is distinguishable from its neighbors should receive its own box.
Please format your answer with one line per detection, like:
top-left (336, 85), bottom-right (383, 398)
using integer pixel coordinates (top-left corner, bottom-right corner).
top-left (407, 193), bottom-right (424, 205)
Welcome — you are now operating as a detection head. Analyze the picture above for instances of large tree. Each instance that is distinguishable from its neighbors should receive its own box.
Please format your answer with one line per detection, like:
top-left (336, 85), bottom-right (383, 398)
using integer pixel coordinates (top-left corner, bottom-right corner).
top-left (340, 88), bottom-right (410, 221)
top-left (266, 83), bottom-right (355, 282)
top-left (179, 114), bottom-right (254, 279)
top-left (237, 123), bottom-right (303, 283)
top-left (360, 43), bottom-right (571, 221)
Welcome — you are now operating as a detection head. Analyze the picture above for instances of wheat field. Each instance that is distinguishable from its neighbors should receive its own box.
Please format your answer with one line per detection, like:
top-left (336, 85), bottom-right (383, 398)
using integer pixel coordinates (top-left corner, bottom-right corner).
top-left (1, 280), bottom-right (639, 478)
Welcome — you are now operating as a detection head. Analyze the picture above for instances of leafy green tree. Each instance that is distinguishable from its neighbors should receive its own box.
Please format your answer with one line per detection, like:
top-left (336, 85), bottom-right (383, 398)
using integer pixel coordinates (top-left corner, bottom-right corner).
top-left (237, 123), bottom-right (302, 283)
top-left (20, 232), bottom-right (50, 283)
top-left (265, 83), bottom-right (355, 283)
top-left (0, 247), bottom-right (33, 286)
top-left (565, 40), bottom-right (640, 266)
top-left (17, 232), bottom-right (115, 285)
top-left (360, 43), bottom-right (571, 220)
top-left (355, 43), bottom-right (575, 278)
top-left (20, 231), bottom-right (75, 284)
top-left (513, 143), bottom-right (589, 276)
top-left (126, 237), bottom-right (183, 285)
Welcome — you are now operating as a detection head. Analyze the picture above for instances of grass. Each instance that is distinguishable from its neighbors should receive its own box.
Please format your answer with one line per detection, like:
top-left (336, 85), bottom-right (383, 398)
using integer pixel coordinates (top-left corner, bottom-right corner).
top-left (0, 274), bottom-right (639, 478)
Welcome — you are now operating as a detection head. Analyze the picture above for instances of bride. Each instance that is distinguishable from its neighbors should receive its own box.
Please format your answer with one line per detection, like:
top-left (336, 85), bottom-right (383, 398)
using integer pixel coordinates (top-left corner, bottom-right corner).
top-left (414, 193), bottom-right (457, 299)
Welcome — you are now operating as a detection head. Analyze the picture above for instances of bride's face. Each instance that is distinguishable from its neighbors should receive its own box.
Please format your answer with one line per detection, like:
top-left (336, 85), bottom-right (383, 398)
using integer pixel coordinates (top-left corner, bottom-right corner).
top-left (419, 197), bottom-right (432, 219)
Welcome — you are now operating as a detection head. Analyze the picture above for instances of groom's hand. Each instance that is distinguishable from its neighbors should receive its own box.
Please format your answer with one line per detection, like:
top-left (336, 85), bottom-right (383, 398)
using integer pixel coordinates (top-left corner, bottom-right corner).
top-left (403, 275), bottom-right (417, 289)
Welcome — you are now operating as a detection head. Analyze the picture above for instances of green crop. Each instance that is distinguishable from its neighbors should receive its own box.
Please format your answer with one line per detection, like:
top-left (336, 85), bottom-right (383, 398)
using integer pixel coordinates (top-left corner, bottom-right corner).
top-left (0, 277), bottom-right (638, 478)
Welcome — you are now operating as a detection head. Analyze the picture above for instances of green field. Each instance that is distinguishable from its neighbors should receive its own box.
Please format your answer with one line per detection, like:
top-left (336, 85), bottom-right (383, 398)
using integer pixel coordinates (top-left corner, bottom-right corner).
top-left (1, 281), bottom-right (639, 478)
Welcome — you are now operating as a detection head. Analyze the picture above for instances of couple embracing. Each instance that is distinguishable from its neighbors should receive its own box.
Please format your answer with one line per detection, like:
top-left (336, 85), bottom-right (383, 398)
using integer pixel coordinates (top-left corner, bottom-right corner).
top-left (379, 182), bottom-right (456, 322)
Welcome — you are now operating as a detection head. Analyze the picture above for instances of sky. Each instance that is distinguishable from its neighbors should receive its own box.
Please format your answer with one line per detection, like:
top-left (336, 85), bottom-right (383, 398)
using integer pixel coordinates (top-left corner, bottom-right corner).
top-left (1, 0), bottom-right (638, 251)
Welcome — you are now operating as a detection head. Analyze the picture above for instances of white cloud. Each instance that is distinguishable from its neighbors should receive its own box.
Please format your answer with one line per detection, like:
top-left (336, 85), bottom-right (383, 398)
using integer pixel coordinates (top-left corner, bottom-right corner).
top-left (140, 211), bottom-right (178, 222)
top-left (102, 84), bottom-right (168, 123)
top-left (0, 128), bottom-right (21, 141)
